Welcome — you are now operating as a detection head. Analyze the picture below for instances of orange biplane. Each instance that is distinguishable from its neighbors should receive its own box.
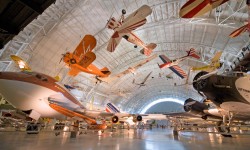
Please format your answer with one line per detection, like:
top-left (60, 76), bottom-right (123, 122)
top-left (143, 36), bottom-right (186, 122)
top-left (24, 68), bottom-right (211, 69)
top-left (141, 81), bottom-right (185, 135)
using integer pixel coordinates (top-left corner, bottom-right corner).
top-left (61, 35), bottom-right (111, 77)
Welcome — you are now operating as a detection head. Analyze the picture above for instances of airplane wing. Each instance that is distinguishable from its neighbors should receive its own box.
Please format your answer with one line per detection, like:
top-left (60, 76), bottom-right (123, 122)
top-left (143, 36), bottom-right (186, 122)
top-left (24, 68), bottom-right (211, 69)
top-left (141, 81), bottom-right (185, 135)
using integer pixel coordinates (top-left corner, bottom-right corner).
top-left (169, 65), bottom-right (187, 79)
top-left (159, 55), bottom-right (171, 63)
top-left (78, 52), bottom-right (96, 68)
top-left (116, 5), bottom-right (152, 33)
top-left (10, 55), bottom-right (32, 72)
top-left (210, 51), bottom-right (222, 64)
top-left (229, 24), bottom-right (249, 38)
top-left (179, 0), bottom-right (229, 18)
top-left (73, 35), bottom-right (97, 57)
top-left (142, 71), bottom-right (152, 83)
top-left (107, 35), bottom-right (123, 52)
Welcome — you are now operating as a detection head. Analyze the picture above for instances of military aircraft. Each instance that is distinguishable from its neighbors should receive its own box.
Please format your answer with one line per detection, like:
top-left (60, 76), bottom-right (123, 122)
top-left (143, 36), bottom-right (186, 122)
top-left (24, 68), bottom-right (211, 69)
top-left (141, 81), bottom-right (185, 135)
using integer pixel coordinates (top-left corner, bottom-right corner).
top-left (106, 5), bottom-right (157, 56)
top-left (133, 71), bottom-right (153, 88)
top-left (61, 35), bottom-right (111, 77)
top-left (191, 51), bottom-right (223, 72)
top-left (0, 55), bottom-right (116, 133)
top-left (158, 48), bottom-right (200, 79)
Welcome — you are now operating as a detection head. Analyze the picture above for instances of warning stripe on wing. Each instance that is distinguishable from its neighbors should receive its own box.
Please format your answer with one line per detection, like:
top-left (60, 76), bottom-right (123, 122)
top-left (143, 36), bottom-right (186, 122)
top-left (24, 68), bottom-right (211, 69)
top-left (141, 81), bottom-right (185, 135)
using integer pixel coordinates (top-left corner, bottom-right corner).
top-left (120, 19), bottom-right (147, 33)
top-left (169, 65), bottom-right (187, 79)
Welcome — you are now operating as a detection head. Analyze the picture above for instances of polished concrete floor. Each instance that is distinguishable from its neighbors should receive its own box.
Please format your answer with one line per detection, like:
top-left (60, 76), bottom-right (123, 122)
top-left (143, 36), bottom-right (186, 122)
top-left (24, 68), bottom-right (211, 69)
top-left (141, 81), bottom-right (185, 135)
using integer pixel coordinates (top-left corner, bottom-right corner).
top-left (0, 128), bottom-right (250, 150)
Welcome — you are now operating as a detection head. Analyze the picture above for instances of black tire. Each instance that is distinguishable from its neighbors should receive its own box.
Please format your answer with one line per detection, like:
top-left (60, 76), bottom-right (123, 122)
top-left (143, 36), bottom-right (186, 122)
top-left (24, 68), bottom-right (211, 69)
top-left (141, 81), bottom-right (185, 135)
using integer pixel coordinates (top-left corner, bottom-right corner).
top-left (112, 116), bottom-right (119, 123)
top-left (122, 9), bottom-right (126, 14)
top-left (70, 59), bottom-right (76, 64)
top-left (137, 115), bottom-right (142, 122)
top-left (134, 45), bottom-right (137, 48)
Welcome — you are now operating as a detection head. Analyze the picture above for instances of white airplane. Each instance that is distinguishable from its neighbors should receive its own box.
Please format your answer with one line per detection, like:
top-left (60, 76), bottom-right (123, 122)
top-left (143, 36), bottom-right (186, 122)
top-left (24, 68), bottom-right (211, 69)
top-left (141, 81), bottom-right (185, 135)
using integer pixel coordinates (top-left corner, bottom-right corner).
top-left (133, 71), bottom-right (153, 88)
top-left (0, 55), bottom-right (116, 132)
top-left (106, 5), bottom-right (157, 56)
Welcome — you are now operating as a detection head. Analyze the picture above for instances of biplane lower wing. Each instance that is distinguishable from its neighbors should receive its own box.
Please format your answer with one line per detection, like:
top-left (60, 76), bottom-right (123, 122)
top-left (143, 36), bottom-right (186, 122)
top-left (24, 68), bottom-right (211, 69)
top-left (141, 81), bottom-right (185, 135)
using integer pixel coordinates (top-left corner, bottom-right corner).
top-left (169, 65), bottom-right (187, 79)
top-left (179, 0), bottom-right (228, 18)
top-left (79, 52), bottom-right (96, 68)
top-left (107, 35), bottom-right (123, 52)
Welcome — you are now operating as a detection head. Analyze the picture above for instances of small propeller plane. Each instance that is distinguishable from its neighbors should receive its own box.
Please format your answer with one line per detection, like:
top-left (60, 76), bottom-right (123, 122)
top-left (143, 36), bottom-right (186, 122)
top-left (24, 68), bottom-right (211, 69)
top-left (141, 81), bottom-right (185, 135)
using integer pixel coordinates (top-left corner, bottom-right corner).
top-left (106, 5), bottom-right (157, 56)
top-left (115, 54), bottom-right (157, 77)
top-left (158, 48), bottom-right (200, 79)
top-left (179, 0), bottom-right (250, 37)
top-left (133, 71), bottom-right (153, 88)
top-left (191, 51), bottom-right (223, 72)
top-left (61, 35), bottom-right (111, 77)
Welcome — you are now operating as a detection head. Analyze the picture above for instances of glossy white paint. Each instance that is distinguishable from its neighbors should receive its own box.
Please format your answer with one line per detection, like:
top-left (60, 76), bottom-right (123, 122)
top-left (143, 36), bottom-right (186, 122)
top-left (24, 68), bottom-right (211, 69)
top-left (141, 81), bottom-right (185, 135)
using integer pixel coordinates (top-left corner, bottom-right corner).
top-left (0, 79), bottom-right (66, 119)
top-left (235, 76), bottom-right (250, 102)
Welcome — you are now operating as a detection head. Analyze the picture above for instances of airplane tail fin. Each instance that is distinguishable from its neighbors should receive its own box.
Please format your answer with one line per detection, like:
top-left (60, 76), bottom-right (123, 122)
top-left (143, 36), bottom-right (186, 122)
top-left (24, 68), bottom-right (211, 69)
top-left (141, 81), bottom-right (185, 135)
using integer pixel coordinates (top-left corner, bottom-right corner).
top-left (186, 48), bottom-right (200, 59)
top-left (140, 43), bottom-right (157, 56)
top-left (101, 67), bottom-right (111, 75)
top-left (105, 103), bottom-right (120, 113)
top-left (68, 68), bottom-right (81, 77)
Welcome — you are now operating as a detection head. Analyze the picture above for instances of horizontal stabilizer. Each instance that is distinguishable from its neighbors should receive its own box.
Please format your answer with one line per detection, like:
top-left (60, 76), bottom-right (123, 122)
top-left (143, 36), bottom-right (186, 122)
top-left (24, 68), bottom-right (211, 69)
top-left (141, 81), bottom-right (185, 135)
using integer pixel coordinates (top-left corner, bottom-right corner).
top-left (187, 48), bottom-right (200, 59)
top-left (68, 68), bottom-right (81, 77)
top-left (229, 24), bottom-right (249, 38)
top-left (101, 67), bottom-right (111, 75)
top-left (140, 43), bottom-right (157, 56)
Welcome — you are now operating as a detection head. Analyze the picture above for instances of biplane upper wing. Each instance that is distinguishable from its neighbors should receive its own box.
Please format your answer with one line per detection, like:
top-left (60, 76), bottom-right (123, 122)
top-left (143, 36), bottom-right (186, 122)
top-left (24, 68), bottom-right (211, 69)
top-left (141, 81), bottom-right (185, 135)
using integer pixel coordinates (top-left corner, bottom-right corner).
top-left (169, 65), bottom-right (187, 79)
top-left (116, 5), bottom-right (152, 34)
top-left (73, 35), bottom-right (97, 57)
top-left (179, 0), bottom-right (229, 18)
top-left (229, 23), bottom-right (249, 38)
top-left (10, 55), bottom-right (32, 72)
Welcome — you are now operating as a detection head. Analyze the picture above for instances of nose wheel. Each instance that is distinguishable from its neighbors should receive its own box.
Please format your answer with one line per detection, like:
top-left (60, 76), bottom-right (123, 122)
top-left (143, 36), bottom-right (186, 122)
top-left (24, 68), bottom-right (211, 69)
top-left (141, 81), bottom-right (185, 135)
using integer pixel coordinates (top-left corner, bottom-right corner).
top-left (122, 9), bottom-right (126, 14)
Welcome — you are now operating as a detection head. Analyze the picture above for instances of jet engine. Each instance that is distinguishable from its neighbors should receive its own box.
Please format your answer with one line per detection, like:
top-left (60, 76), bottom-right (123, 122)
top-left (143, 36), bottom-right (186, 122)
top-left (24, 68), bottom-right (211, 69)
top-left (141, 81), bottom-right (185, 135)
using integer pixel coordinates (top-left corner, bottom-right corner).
top-left (111, 116), bottom-right (119, 123)
top-left (183, 98), bottom-right (208, 116)
top-left (133, 115), bottom-right (142, 122)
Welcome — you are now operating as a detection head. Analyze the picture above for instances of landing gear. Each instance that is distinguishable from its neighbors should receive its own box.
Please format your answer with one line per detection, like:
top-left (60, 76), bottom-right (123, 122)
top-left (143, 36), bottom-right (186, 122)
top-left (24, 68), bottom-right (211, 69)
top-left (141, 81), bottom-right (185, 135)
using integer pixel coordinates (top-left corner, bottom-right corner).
top-left (216, 121), bottom-right (232, 137)
top-left (26, 122), bottom-right (40, 134)
top-left (70, 58), bottom-right (76, 64)
top-left (54, 123), bottom-right (65, 136)
top-left (122, 9), bottom-right (126, 15)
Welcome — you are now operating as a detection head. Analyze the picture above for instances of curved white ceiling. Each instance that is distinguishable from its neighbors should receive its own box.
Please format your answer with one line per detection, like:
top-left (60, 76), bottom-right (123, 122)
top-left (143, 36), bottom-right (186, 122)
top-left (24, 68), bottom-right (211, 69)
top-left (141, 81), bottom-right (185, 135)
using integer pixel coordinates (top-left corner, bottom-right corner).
top-left (0, 0), bottom-right (249, 112)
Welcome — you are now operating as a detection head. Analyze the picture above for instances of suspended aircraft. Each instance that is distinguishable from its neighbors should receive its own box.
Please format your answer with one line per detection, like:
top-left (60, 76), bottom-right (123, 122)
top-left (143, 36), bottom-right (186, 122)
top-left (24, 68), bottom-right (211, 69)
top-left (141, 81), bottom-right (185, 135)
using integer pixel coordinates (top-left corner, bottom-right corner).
top-left (133, 71), bottom-right (153, 88)
top-left (179, 0), bottom-right (250, 37)
top-left (191, 51), bottom-right (223, 72)
top-left (61, 34), bottom-right (111, 77)
top-left (168, 50), bottom-right (250, 136)
top-left (158, 48), bottom-right (200, 79)
top-left (115, 54), bottom-right (157, 78)
top-left (0, 55), bottom-right (116, 133)
top-left (106, 5), bottom-right (157, 56)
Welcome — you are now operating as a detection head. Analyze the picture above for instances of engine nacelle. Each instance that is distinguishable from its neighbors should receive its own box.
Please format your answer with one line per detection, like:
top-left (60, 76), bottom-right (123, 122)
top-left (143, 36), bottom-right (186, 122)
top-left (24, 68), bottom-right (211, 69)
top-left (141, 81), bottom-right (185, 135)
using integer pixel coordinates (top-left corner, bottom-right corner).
top-left (183, 98), bottom-right (208, 116)
top-left (133, 115), bottom-right (142, 122)
top-left (111, 116), bottom-right (119, 123)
